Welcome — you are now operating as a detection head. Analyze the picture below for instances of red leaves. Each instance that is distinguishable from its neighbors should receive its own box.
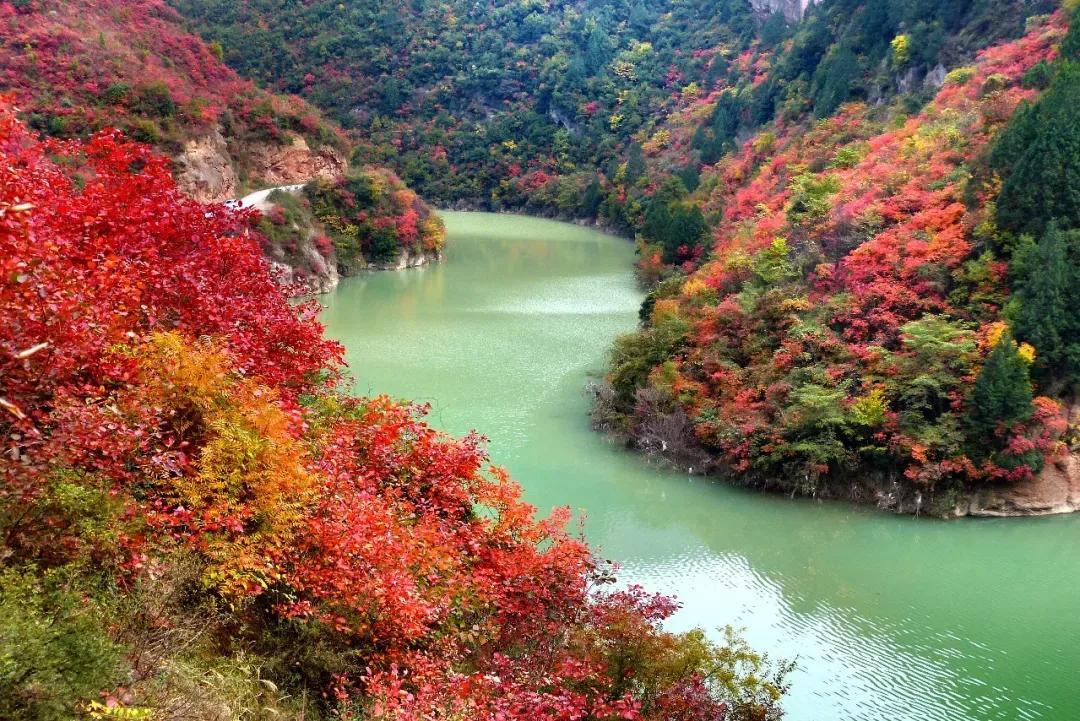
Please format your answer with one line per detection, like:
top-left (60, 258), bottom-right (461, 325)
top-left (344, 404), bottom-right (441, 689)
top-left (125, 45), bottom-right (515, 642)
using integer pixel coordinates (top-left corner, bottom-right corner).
top-left (1, 99), bottom-right (339, 499)
top-left (1, 102), bottom-right (748, 719)
top-left (623, 14), bottom-right (1071, 489)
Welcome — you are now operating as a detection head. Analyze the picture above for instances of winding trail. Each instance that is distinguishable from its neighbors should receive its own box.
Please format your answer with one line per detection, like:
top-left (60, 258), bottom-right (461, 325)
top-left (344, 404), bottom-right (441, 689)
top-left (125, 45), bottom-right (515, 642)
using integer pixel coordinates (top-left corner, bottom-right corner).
top-left (231, 183), bottom-right (307, 211)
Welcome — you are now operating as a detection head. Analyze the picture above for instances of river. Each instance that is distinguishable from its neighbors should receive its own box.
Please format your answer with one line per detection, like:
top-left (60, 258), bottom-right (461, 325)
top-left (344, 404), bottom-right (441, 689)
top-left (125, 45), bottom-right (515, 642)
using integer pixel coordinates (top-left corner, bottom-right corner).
top-left (319, 212), bottom-right (1080, 721)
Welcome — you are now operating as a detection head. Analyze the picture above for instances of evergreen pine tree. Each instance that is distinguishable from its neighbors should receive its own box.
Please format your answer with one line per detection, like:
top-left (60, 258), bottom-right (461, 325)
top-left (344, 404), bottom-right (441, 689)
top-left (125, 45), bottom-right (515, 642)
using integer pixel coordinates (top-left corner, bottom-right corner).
top-left (585, 24), bottom-right (611, 75)
top-left (664, 203), bottom-right (708, 264)
top-left (582, 176), bottom-right (603, 217)
top-left (968, 331), bottom-right (1034, 441)
top-left (993, 62), bottom-right (1080, 236)
top-left (811, 44), bottom-right (858, 117)
top-left (625, 142), bottom-right (646, 185)
top-left (1010, 224), bottom-right (1080, 386)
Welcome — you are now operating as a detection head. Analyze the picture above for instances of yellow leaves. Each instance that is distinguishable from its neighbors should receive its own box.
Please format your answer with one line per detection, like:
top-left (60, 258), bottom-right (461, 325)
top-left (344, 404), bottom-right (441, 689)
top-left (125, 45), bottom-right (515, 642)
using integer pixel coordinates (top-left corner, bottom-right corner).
top-left (420, 213), bottom-right (447, 251)
top-left (985, 321), bottom-right (1008, 349)
top-left (945, 66), bottom-right (977, 86)
top-left (87, 701), bottom-right (155, 720)
top-left (890, 34), bottom-right (910, 66)
top-left (982, 321), bottom-right (1035, 363)
top-left (680, 278), bottom-right (709, 298)
top-left (651, 298), bottom-right (682, 324)
top-left (681, 82), bottom-right (700, 100)
top-left (1018, 342), bottom-right (1036, 365)
top-left (851, 388), bottom-right (887, 428)
top-left (501, 139), bottom-right (517, 151)
top-left (779, 297), bottom-right (812, 313)
top-left (132, 333), bottom-right (316, 590)
top-left (608, 113), bottom-right (624, 131)
top-left (611, 59), bottom-right (636, 80)
top-left (751, 131), bottom-right (776, 155)
top-left (643, 128), bottom-right (670, 153)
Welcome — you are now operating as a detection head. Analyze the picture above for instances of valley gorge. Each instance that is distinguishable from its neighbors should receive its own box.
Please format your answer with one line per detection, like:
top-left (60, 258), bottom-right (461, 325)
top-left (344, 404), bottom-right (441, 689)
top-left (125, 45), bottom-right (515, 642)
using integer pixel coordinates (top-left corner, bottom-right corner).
top-left (3, 1), bottom-right (1080, 720)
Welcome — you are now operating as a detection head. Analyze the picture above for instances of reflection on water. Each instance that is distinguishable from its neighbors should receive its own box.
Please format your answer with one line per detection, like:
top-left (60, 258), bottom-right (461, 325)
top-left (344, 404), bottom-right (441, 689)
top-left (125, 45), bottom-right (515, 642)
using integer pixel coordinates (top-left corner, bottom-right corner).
top-left (320, 212), bottom-right (1080, 721)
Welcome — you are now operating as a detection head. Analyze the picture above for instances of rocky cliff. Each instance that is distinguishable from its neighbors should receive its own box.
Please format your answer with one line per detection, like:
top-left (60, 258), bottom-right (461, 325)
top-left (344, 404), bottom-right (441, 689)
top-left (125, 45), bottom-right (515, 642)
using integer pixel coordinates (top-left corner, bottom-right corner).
top-left (958, 452), bottom-right (1080, 517)
top-left (749, 0), bottom-right (814, 22)
top-left (176, 127), bottom-right (347, 204)
top-left (175, 127), bottom-right (239, 203)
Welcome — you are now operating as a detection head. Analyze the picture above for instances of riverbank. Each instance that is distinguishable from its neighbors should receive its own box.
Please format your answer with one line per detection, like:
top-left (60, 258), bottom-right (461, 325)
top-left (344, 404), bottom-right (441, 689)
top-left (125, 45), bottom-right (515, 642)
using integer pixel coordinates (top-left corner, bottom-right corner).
top-left (597, 395), bottom-right (1080, 518)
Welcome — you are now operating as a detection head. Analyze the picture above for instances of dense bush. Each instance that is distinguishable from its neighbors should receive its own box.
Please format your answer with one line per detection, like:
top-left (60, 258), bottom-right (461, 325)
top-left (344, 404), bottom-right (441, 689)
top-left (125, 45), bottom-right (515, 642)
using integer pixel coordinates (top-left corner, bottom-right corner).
top-left (303, 169), bottom-right (445, 269)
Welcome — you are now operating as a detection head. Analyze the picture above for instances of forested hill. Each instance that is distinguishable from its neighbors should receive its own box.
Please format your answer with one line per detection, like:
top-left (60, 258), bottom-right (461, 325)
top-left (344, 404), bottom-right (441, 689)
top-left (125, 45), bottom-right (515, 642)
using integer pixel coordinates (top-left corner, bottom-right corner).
top-left (0, 0), bottom-right (449, 288)
top-left (0, 0), bottom-right (350, 201)
top-left (173, 0), bottom-right (1052, 217)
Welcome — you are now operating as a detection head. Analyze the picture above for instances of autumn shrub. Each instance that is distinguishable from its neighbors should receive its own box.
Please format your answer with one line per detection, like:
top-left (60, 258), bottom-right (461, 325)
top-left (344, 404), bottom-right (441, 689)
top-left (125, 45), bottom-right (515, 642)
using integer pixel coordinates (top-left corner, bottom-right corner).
top-left (304, 169), bottom-right (445, 270)
top-left (597, 13), bottom-right (1071, 501)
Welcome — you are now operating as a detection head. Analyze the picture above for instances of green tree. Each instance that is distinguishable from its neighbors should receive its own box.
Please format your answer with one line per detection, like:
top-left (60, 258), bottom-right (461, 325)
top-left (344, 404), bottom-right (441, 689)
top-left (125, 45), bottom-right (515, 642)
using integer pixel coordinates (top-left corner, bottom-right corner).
top-left (0, 568), bottom-right (120, 721)
top-left (582, 176), bottom-right (603, 217)
top-left (625, 141), bottom-right (647, 185)
top-left (992, 62), bottom-right (1080, 236)
top-left (968, 330), bottom-right (1034, 440)
top-left (810, 44), bottom-right (858, 117)
top-left (585, 23), bottom-right (612, 75)
top-left (1008, 223), bottom-right (1080, 386)
top-left (662, 203), bottom-right (708, 264)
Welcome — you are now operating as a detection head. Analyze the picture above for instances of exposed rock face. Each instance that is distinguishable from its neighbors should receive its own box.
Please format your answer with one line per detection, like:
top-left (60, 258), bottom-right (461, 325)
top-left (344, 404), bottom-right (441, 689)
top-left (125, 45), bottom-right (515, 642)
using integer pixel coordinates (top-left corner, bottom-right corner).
top-left (925, 63), bottom-right (948, 89)
top-left (175, 127), bottom-right (239, 203)
top-left (268, 246), bottom-right (340, 295)
top-left (749, 0), bottom-right (814, 22)
top-left (367, 249), bottom-right (442, 272)
top-left (954, 452), bottom-right (1080, 517)
top-left (174, 127), bottom-right (346, 203)
top-left (249, 134), bottom-right (347, 188)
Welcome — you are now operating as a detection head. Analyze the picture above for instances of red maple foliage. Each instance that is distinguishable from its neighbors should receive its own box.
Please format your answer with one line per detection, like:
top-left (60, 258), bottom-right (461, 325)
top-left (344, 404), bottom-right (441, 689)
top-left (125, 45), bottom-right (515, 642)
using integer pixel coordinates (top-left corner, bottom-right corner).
top-left (1, 102), bottom-right (784, 719)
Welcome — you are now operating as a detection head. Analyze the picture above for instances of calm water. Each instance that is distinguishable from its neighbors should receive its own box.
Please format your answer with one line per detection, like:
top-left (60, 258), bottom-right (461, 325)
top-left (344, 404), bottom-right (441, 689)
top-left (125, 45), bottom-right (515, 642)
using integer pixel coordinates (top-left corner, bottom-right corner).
top-left (320, 212), bottom-right (1080, 721)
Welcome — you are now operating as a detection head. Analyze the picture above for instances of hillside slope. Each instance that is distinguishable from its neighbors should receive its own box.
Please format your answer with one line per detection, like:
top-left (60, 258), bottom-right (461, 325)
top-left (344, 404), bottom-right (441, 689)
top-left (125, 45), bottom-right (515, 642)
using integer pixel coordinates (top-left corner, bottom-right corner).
top-left (0, 100), bottom-right (787, 721)
top-left (171, 0), bottom-right (1080, 511)
top-left (172, 0), bottom-right (1053, 224)
top-left (0, 0), bottom-right (347, 201)
top-left (600, 11), bottom-right (1080, 514)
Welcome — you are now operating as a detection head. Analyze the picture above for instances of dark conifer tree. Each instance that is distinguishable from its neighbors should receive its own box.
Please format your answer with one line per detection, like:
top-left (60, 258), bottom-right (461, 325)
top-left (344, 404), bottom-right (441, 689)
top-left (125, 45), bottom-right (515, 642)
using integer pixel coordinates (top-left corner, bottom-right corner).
top-left (969, 331), bottom-right (1034, 440)
top-left (993, 62), bottom-right (1080, 236)
top-left (1010, 224), bottom-right (1080, 386)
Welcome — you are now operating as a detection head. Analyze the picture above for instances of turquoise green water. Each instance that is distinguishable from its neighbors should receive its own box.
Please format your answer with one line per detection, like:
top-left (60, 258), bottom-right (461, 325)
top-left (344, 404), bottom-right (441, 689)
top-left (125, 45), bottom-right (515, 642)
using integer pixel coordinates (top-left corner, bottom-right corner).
top-left (319, 212), bottom-right (1080, 721)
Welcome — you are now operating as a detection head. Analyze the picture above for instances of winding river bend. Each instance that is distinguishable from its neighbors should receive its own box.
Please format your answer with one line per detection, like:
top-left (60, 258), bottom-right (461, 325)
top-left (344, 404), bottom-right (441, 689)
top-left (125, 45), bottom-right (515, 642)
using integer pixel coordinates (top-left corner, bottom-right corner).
top-left (320, 212), bottom-right (1080, 721)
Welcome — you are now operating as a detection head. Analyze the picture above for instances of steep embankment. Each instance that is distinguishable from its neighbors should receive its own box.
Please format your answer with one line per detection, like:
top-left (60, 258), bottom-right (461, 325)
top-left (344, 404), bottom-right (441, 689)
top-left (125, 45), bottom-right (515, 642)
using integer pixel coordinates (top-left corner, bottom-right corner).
top-left (0, 0), bottom-right (347, 201)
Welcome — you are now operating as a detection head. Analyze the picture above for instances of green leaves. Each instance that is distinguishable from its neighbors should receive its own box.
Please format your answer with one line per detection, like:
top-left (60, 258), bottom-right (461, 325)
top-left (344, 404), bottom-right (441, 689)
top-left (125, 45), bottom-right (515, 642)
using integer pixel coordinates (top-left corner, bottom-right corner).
top-left (993, 62), bottom-right (1080, 236)
top-left (1009, 224), bottom-right (1080, 387)
top-left (0, 567), bottom-right (121, 721)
